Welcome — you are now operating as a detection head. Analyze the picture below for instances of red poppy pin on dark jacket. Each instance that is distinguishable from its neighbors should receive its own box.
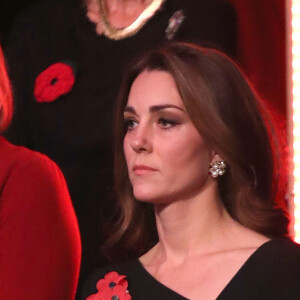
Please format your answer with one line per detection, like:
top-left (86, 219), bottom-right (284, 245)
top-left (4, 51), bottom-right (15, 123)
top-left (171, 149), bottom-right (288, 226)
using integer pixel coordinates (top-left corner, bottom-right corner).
top-left (34, 62), bottom-right (75, 102)
top-left (86, 271), bottom-right (132, 300)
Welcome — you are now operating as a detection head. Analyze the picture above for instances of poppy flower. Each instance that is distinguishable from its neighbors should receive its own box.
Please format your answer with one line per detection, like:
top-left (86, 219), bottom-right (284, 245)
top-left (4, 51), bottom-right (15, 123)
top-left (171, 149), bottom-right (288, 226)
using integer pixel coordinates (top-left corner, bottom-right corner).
top-left (101, 285), bottom-right (132, 300)
top-left (86, 292), bottom-right (103, 300)
top-left (97, 271), bottom-right (128, 291)
top-left (86, 271), bottom-right (131, 300)
top-left (34, 62), bottom-right (75, 102)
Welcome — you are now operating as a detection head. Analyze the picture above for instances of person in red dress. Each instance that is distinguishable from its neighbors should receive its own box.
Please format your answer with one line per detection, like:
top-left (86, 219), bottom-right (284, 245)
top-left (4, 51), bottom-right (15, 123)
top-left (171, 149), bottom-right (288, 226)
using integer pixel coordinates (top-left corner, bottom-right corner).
top-left (0, 44), bottom-right (81, 300)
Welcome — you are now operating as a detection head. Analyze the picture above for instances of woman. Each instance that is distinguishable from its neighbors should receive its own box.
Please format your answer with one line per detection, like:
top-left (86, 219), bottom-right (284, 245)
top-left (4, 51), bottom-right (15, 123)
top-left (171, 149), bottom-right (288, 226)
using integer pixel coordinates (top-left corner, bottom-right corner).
top-left (4, 0), bottom-right (237, 293)
top-left (0, 45), bottom-right (81, 299)
top-left (81, 42), bottom-right (300, 300)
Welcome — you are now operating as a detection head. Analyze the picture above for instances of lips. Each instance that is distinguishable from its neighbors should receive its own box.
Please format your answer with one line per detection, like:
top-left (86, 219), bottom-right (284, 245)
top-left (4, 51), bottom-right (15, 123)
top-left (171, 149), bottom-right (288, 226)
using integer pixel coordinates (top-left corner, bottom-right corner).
top-left (133, 165), bottom-right (157, 175)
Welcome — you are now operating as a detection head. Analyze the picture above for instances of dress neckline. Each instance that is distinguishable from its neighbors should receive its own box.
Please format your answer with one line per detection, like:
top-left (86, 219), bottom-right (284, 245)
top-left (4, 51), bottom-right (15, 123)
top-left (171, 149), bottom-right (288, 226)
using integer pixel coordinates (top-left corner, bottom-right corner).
top-left (77, 0), bottom-right (168, 41)
top-left (134, 239), bottom-right (277, 300)
top-left (98, 0), bottom-right (165, 40)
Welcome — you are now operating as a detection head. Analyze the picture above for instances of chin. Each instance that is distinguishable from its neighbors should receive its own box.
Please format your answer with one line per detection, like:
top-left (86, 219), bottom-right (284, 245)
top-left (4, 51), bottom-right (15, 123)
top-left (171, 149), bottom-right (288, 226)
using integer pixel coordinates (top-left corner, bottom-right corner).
top-left (133, 187), bottom-right (165, 204)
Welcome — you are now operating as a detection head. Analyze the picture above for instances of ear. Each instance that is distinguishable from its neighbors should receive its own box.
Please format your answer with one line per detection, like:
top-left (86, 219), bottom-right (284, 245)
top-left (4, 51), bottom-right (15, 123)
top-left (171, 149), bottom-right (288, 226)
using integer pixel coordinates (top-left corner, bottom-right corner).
top-left (210, 152), bottom-right (224, 163)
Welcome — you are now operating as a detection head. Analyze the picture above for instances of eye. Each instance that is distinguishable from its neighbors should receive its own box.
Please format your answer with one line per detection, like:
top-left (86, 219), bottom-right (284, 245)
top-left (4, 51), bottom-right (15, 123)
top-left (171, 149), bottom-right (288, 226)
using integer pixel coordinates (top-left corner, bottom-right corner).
top-left (124, 118), bottom-right (138, 130)
top-left (158, 118), bottom-right (179, 129)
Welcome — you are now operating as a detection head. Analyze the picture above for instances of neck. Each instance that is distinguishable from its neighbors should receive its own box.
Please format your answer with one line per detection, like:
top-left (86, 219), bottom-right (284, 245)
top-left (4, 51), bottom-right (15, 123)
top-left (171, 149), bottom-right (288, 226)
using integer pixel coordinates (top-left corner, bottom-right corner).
top-left (151, 185), bottom-right (236, 265)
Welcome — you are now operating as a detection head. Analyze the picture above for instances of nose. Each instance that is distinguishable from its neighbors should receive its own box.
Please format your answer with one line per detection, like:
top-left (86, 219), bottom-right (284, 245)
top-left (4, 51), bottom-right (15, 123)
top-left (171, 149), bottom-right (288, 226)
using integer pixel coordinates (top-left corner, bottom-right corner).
top-left (130, 125), bottom-right (152, 153)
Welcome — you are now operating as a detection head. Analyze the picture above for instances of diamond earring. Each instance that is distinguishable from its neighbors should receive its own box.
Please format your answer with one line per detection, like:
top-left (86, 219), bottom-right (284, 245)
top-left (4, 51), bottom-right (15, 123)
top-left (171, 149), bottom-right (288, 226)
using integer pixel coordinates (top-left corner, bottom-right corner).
top-left (209, 160), bottom-right (226, 178)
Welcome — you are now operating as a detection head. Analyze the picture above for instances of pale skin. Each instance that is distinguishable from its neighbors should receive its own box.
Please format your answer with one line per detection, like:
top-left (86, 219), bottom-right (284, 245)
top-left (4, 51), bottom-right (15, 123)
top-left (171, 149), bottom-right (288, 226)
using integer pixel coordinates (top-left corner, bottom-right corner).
top-left (123, 70), bottom-right (270, 300)
top-left (86, 0), bottom-right (153, 34)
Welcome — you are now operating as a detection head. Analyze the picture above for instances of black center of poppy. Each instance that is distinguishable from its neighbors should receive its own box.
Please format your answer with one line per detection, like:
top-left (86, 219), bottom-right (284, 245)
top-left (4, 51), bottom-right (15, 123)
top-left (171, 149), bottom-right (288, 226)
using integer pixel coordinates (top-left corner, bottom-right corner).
top-left (109, 282), bottom-right (117, 288)
top-left (111, 296), bottom-right (119, 300)
top-left (51, 78), bottom-right (58, 85)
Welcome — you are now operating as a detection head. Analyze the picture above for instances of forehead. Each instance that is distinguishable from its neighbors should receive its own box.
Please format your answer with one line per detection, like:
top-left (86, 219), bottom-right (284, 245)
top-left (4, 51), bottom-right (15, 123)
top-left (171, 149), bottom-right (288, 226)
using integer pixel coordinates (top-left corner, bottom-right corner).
top-left (127, 70), bottom-right (184, 108)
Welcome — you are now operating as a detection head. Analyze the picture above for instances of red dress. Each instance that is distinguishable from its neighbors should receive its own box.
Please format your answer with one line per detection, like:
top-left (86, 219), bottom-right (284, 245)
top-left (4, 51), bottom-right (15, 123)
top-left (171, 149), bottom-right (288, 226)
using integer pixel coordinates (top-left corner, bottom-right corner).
top-left (0, 136), bottom-right (81, 299)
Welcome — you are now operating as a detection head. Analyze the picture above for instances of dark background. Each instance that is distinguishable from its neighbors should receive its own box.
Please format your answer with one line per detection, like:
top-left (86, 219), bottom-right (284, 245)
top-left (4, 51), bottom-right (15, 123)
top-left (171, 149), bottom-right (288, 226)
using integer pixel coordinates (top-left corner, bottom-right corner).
top-left (1, 0), bottom-right (39, 45)
top-left (228, 0), bottom-right (287, 117)
top-left (0, 0), bottom-right (287, 116)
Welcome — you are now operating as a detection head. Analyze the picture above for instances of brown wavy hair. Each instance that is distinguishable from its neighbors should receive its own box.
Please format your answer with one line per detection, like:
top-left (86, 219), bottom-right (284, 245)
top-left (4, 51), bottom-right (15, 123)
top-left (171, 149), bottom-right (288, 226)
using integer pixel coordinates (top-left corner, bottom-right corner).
top-left (0, 45), bottom-right (13, 132)
top-left (104, 42), bottom-right (289, 261)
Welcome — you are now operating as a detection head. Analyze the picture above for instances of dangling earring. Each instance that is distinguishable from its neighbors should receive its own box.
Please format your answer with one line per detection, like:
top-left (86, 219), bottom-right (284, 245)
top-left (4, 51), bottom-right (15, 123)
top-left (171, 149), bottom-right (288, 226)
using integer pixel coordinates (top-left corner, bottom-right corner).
top-left (209, 160), bottom-right (226, 178)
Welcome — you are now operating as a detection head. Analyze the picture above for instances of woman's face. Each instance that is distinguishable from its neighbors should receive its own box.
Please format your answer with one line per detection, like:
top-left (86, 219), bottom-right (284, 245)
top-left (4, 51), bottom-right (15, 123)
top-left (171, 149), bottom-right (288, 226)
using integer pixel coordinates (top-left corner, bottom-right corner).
top-left (123, 70), bottom-right (215, 204)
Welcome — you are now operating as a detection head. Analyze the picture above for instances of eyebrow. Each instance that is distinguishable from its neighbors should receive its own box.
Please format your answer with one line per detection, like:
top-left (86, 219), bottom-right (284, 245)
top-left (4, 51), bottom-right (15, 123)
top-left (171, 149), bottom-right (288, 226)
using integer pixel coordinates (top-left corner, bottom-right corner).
top-left (123, 104), bottom-right (185, 114)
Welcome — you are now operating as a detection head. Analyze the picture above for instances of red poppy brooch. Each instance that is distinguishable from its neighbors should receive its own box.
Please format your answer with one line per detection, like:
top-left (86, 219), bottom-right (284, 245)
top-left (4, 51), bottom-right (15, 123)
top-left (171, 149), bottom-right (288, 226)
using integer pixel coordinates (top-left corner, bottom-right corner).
top-left (34, 62), bottom-right (75, 103)
top-left (86, 271), bottom-right (132, 300)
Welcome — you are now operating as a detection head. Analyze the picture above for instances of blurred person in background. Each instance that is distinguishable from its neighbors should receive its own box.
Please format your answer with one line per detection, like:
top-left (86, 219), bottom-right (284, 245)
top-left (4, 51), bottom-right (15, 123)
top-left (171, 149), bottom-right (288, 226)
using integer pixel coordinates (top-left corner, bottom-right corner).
top-left (0, 45), bottom-right (81, 300)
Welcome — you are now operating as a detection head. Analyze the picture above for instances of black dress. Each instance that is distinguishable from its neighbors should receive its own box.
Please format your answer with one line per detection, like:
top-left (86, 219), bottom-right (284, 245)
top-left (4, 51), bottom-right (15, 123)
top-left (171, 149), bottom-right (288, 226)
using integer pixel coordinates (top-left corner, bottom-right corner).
top-left (4, 0), bottom-right (237, 292)
top-left (81, 239), bottom-right (300, 300)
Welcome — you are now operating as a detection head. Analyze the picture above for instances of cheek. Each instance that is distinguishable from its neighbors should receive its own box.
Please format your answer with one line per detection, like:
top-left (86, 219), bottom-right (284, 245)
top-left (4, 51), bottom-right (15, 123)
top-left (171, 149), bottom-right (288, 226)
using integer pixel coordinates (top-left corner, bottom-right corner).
top-left (123, 135), bottom-right (131, 163)
top-left (162, 135), bottom-right (211, 177)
